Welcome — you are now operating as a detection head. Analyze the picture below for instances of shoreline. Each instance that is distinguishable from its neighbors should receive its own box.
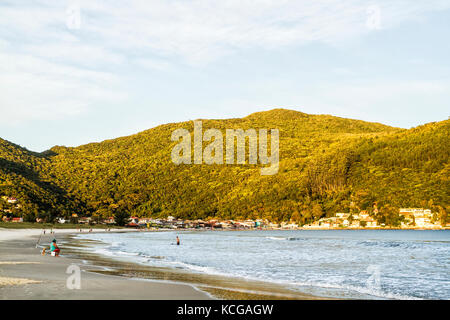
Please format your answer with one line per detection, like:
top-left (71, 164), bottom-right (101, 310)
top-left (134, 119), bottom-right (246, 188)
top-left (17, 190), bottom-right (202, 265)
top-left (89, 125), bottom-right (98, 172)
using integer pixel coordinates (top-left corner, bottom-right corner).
top-left (0, 228), bottom-right (327, 300)
top-left (0, 229), bottom-right (211, 300)
top-left (63, 232), bottom-right (329, 300)
top-left (68, 229), bottom-right (450, 300)
top-left (2, 228), bottom-right (447, 300)
top-left (0, 227), bottom-right (144, 242)
top-left (1, 223), bottom-right (446, 234)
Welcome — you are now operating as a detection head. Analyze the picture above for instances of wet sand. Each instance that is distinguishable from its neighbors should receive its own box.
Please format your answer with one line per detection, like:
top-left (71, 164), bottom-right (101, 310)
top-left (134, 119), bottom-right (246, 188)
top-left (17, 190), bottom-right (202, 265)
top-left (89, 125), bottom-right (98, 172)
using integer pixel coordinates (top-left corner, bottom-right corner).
top-left (0, 231), bottom-right (210, 300)
top-left (0, 229), bottom-right (326, 300)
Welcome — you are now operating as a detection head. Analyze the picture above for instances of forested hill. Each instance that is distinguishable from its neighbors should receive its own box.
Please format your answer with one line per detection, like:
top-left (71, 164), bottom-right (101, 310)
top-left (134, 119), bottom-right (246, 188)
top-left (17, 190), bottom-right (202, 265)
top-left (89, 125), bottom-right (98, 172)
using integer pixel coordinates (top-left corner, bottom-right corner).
top-left (0, 109), bottom-right (448, 225)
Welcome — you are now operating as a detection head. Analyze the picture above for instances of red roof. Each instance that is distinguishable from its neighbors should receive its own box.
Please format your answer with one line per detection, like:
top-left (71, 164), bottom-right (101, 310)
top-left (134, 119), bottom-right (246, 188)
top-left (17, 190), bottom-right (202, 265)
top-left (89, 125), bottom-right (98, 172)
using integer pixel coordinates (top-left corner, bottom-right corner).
top-left (126, 222), bottom-right (139, 227)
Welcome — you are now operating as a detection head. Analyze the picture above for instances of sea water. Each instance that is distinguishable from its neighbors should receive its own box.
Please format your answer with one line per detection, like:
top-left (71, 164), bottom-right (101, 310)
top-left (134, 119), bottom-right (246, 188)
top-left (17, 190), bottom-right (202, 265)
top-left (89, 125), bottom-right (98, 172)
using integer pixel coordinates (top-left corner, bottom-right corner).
top-left (75, 230), bottom-right (450, 300)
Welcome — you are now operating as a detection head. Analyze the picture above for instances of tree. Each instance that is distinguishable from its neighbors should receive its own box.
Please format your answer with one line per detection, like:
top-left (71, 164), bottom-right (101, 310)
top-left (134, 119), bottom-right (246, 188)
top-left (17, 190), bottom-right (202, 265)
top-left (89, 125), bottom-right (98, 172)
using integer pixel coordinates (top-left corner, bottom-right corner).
top-left (114, 211), bottom-right (130, 226)
top-left (312, 203), bottom-right (324, 220)
top-left (377, 205), bottom-right (401, 227)
top-left (1, 110), bottom-right (448, 224)
top-left (23, 212), bottom-right (36, 223)
top-left (438, 206), bottom-right (448, 226)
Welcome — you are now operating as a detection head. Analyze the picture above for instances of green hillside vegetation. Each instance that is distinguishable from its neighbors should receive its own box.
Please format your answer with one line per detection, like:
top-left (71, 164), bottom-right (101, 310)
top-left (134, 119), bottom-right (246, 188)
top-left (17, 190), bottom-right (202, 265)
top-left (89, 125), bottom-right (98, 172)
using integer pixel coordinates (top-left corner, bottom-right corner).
top-left (0, 139), bottom-right (78, 222)
top-left (0, 109), bottom-right (448, 226)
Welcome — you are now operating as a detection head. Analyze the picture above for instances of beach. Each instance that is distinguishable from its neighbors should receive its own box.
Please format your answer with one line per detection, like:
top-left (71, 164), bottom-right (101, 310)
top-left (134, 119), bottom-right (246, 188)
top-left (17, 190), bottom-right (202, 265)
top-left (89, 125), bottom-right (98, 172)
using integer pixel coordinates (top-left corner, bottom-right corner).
top-left (3, 228), bottom-right (447, 300)
top-left (71, 229), bottom-right (450, 300)
top-left (0, 228), bottom-right (323, 300)
top-left (0, 228), bottom-right (211, 300)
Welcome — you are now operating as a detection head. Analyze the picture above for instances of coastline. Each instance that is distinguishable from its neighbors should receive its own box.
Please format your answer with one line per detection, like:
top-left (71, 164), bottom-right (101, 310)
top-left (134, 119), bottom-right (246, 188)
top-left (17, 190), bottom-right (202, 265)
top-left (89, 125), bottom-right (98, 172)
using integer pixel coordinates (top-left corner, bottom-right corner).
top-left (0, 227), bottom-right (139, 242)
top-left (0, 229), bottom-right (210, 300)
top-left (0, 228), bottom-right (326, 300)
top-left (62, 232), bottom-right (329, 300)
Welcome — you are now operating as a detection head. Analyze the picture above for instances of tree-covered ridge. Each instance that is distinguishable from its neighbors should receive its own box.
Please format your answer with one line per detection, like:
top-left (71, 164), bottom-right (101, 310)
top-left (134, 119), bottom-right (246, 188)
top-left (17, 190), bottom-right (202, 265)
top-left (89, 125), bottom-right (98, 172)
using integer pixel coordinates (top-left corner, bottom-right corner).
top-left (0, 139), bottom-right (78, 221)
top-left (0, 109), bottom-right (448, 225)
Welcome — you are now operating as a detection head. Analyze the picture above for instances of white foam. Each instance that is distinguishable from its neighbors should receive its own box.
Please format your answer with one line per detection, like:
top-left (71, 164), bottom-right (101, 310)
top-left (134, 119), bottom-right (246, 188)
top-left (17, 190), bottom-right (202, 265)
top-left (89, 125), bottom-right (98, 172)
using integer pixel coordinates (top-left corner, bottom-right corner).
top-left (75, 230), bottom-right (450, 300)
top-left (266, 236), bottom-right (287, 241)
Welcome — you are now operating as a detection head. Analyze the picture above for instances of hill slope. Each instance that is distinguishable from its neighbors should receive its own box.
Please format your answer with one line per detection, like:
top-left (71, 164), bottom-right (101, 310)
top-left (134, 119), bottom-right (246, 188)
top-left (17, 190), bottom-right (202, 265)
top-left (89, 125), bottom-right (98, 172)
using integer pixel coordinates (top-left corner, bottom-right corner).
top-left (1, 109), bottom-right (448, 225)
top-left (0, 139), bottom-right (78, 221)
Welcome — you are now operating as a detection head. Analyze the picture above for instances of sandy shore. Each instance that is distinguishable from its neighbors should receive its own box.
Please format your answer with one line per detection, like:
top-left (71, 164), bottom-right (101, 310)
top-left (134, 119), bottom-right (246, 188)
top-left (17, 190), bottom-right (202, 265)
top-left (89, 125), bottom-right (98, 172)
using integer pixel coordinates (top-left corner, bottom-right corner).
top-left (0, 228), bottom-right (138, 242)
top-left (0, 228), bottom-right (325, 300)
top-left (0, 229), bottom-right (211, 300)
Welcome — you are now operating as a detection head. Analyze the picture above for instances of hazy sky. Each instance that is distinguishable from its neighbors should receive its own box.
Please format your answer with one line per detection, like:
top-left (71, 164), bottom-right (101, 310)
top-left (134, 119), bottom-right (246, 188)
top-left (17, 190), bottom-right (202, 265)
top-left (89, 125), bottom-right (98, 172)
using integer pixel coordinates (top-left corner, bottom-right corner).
top-left (1, 0), bottom-right (449, 152)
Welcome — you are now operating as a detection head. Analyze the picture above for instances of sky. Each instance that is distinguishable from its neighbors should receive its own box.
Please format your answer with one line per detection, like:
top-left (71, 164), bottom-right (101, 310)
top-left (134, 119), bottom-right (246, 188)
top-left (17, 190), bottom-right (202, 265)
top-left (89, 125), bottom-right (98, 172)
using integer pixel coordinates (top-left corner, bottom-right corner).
top-left (1, 0), bottom-right (449, 152)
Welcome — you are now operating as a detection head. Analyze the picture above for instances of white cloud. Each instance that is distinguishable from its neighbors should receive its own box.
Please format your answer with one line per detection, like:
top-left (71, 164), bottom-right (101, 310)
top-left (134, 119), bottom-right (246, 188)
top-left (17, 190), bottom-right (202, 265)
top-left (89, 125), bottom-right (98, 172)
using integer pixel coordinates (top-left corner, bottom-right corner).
top-left (1, 0), bottom-right (449, 124)
top-left (0, 50), bottom-right (126, 125)
top-left (24, 43), bottom-right (125, 68)
top-left (82, 0), bottom-right (450, 62)
top-left (3, 1), bottom-right (450, 64)
top-left (135, 58), bottom-right (173, 71)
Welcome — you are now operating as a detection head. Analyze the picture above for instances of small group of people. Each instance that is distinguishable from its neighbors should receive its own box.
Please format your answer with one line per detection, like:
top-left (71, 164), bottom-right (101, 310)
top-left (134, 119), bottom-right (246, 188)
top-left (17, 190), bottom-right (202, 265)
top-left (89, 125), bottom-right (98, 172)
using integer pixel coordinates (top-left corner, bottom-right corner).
top-left (41, 235), bottom-right (180, 258)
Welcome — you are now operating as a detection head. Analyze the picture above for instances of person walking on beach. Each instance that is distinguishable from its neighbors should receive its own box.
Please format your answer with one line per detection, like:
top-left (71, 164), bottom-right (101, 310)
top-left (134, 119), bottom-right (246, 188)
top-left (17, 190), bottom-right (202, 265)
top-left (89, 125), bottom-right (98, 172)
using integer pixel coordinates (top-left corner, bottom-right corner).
top-left (176, 236), bottom-right (180, 246)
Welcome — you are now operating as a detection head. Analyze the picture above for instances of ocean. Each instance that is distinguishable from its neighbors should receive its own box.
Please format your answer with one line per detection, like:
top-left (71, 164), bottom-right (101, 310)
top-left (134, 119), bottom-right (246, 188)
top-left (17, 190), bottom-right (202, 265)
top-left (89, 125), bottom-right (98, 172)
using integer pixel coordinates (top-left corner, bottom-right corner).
top-left (75, 229), bottom-right (450, 300)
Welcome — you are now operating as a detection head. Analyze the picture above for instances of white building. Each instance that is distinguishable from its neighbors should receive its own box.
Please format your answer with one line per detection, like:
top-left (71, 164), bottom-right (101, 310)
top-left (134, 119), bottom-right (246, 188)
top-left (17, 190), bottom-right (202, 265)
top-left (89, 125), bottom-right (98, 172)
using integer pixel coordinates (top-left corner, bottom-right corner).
top-left (7, 197), bottom-right (17, 204)
top-left (399, 208), bottom-right (437, 228)
top-left (336, 213), bottom-right (350, 219)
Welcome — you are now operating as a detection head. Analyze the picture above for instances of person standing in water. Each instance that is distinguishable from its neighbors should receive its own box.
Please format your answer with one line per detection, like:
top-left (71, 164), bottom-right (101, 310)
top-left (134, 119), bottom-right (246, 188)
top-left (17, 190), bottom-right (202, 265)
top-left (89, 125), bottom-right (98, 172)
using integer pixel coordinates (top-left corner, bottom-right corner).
top-left (176, 236), bottom-right (180, 245)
